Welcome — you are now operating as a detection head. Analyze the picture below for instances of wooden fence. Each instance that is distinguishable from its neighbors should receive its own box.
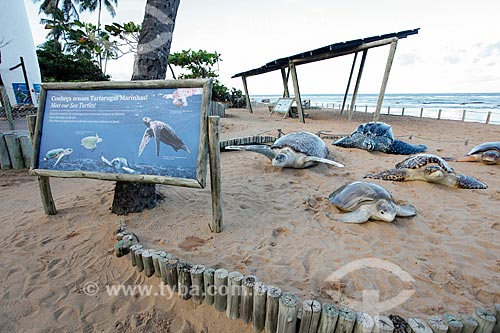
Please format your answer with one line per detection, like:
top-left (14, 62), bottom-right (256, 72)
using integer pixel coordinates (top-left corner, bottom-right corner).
top-left (114, 227), bottom-right (500, 333)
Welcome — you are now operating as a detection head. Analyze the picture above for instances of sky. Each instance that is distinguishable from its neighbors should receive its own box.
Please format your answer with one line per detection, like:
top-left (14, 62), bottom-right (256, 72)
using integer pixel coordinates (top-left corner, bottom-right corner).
top-left (23, 0), bottom-right (500, 95)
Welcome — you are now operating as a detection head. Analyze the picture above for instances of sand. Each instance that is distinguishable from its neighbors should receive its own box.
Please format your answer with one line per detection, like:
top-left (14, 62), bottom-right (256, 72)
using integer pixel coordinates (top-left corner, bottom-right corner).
top-left (1, 107), bottom-right (499, 332)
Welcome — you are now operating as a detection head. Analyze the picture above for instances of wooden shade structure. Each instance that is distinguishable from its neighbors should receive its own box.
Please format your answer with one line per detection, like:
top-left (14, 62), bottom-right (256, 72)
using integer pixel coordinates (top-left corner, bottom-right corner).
top-left (232, 28), bottom-right (420, 123)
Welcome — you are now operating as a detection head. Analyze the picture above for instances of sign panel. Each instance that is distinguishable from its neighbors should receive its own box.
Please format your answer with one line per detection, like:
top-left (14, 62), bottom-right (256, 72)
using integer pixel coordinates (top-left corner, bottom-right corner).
top-left (31, 80), bottom-right (212, 188)
top-left (272, 98), bottom-right (294, 114)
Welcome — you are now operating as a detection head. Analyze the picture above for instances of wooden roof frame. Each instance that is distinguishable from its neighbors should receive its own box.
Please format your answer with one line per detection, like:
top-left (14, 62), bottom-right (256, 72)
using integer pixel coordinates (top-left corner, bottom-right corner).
top-left (232, 28), bottom-right (420, 123)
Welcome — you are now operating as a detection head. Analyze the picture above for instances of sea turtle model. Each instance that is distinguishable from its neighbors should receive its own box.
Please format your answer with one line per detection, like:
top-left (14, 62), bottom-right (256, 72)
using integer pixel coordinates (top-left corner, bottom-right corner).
top-left (455, 141), bottom-right (500, 165)
top-left (44, 148), bottom-right (73, 166)
top-left (138, 117), bottom-right (191, 157)
top-left (81, 133), bottom-right (103, 152)
top-left (101, 154), bottom-right (138, 174)
top-left (364, 153), bottom-right (488, 189)
top-left (333, 122), bottom-right (427, 155)
top-left (225, 131), bottom-right (344, 169)
top-left (326, 181), bottom-right (416, 223)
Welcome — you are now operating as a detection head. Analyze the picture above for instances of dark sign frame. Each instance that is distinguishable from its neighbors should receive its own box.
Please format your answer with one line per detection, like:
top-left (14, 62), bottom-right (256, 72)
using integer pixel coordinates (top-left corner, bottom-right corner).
top-left (30, 79), bottom-right (213, 189)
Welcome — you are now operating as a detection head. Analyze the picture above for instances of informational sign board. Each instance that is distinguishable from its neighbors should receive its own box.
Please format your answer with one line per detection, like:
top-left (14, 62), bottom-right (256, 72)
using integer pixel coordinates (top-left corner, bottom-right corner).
top-left (31, 79), bottom-right (213, 189)
top-left (271, 98), bottom-right (294, 114)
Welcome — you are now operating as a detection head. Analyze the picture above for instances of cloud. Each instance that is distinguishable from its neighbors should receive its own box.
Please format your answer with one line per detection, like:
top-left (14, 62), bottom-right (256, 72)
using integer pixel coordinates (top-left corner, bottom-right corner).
top-left (398, 52), bottom-right (422, 65)
top-left (443, 54), bottom-right (462, 64)
top-left (480, 41), bottom-right (500, 57)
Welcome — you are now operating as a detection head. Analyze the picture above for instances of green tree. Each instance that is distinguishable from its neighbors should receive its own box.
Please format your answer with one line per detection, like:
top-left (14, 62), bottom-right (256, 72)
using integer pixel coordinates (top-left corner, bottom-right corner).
top-left (79, 0), bottom-right (118, 36)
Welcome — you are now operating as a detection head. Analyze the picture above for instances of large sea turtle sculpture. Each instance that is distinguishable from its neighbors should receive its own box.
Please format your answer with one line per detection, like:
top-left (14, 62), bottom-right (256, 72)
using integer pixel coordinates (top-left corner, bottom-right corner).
top-left (81, 133), bottom-right (103, 152)
top-left (333, 122), bottom-right (427, 155)
top-left (138, 117), bottom-right (191, 157)
top-left (326, 181), bottom-right (417, 223)
top-left (225, 131), bottom-right (344, 169)
top-left (454, 141), bottom-right (500, 165)
top-left (364, 153), bottom-right (488, 189)
top-left (101, 154), bottom-right (138, 174)
top-left (44, 148), bottom-right (73, 166)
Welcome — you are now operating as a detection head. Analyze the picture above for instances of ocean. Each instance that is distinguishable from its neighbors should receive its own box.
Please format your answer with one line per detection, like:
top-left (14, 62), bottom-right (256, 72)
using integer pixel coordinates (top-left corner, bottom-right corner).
top-left (251, 93), bottom-right (500, 125)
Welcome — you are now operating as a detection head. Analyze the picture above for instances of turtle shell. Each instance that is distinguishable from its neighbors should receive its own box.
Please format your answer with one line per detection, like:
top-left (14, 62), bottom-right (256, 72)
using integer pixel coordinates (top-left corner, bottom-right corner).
top-left (45, 148), bottom-right (64, 159)
top-left (329, 181), bottom-right (393, 212)
top-left (359, 122), bottom-right (395, 140)
top-left (272, 132), bottom-right (328, 158)
top-left (466, 141), bottom-right (500, 155)
top-left (395, 154), bottom-right (454, 173)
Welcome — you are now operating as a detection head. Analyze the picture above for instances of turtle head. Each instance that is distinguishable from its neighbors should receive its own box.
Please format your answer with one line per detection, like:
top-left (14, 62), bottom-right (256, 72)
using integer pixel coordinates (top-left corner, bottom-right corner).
top-left (372, 199), bottom-right (397, 222)
top-left (480, 150), bottom-right (500, 164)
top-left (424, 165), bottom-right (445, 180)
top-left (272, 151), bottom-right (290, 167)
top-left (361, 138), bottom-right (376, 151)
top-left (143, 117), bottom-right (152, 126)
top-left (64, 148), bottom-right (73, 155)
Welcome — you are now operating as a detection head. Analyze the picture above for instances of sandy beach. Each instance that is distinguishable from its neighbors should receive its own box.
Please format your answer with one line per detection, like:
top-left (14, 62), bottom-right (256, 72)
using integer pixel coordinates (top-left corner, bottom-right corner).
top-left (1, 106), bottom-right (499, 332)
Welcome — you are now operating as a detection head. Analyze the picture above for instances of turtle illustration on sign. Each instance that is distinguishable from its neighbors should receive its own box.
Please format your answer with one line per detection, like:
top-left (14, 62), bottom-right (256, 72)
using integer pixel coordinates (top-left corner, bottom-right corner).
top-left (44, 148), bottom-right (73, 166)
top-left (138, 117), bottom-right (191, 157)
top-left (162, 88), bottom-right (203, 107)
top-left (81, 133), bottom-right (103, 152)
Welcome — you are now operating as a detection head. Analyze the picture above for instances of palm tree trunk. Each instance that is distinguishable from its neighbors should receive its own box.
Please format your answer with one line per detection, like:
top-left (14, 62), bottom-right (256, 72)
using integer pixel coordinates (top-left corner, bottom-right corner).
top-left (111, 0), bottom-right (181, 215)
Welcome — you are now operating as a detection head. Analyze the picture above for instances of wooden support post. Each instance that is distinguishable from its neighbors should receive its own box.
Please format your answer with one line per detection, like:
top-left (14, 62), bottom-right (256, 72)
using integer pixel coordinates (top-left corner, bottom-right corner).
top-left (420, 108), bottom-right (424, 118)
top-left (486, 111), bottom-right (492, 124)
top-left (208, 116), bottom-right (223, 233)
top-left (226, 271), bottom-right (243, 320)
top-left (281, 67), bottom-right (290, 98)
top-left (214, 268), bottom-right (229, 312)
top-left (335, 307), bottom-right (356, 333)
top-left (437, 109), bottom-right (442, 120)
top-left (18, 135), bottom-right (32, 168)
top-left (374, 315), bottom-right (394, 333)
top-left (354, 312), bottom-right (374, 333)
top-left (0, 134), bottom-right (12, 169)
top-left (493, 304), bottom-right (500, 333)
top-left (341, 52), bottom-right (358, 115)
top-left (203, 268), bottom-right (215, 305)
top-left (473, 307), bottom-right (496, 333)
top-left (299, 300), bottom-right (321, 333)
top-left (443, 314), bottom-right (464, 333)
top-left (164, 258), bottom-right (179, 291)
top-left (253, 282), bottom-right (268, 332)
top-left (427, 316), bottom-right (448, 333)
top-left (177, 262), bottom-right (193, 300)
top-left (461, 314), bottom-right (479, 333)
top-left (365, 106), bottom-right (368, 113)
top-left (152, 250), bottom-right (166, 278)
top-left (318, 303), bottom-right (339, 333)
top-left (373, 38), bottom-right (398, 122)
top-left (289, 63), bottom-right (305, 123)
top-left (348, 50), bottom-right (368, 121)
top-left (402, 107), bottom-right (405, 116)
top-left (242, 76), bottom-right (253, 113)
top-left (129, 244), bottom-right (142, 267)
top-left (277, 293), bottom-right (300, 333)
top-left (134, 248), bottom-right (145, 272)
top-left (141, 249), bottom-right (155, 277)
top-left (387, 106), bottom-right (391, 115)
top-left (241, 275), bottom-right (258, 323)
top-left (4, 134), bottom-right (24, 169)
top-left (408, 318), bottom-right (433, 333)
top-left (265, 286), bottom-right (282, 333)
top-left (462, 110), bottom-right (467, 122)
top-left (190, 264), bottom-right (205, 305)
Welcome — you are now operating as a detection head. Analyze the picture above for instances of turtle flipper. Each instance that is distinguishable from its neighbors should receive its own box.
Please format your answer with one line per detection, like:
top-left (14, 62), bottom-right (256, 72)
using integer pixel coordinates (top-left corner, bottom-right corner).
top-left (395, 204), bottom-right (417, 217)
top-left (364, 169), bottom-right (409, 181)
top-left (101, 154), bottom-right (112, 167)
top-left (138, 128), bottom-right (154, 157)
top-left (304, 156), bottom-right (344, 168)
top-left (332, 136), bottom-right (356, 148)
top-left (455, 174), bottom-right (488, 189)
top-left (325, 207), bottom-right (372, 223)
top-left (387, 140), bottom-right (427, 155)
top-left (54, 154), bottom-right (64, 166)
top-left (122, 166), bottom-right (138, 174)
top-left (224, 145), bottom-right (276, 160)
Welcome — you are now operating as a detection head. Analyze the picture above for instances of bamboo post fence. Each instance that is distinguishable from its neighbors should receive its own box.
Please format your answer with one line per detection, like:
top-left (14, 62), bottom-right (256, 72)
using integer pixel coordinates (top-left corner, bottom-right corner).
top-left (114, 227), bottom-right (499, 333)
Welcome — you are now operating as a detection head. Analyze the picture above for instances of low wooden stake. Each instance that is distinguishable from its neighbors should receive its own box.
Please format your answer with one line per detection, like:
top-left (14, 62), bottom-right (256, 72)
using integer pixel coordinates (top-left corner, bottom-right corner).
top-left (0, 134), bottom-right (12, 169)
top-left (129, 244), bottom-right (142, 266)
top-left (141, 249), bottom-right (155, 277)
top-left (277, 293), bottom-right (300, 333)
top-left (203, 268), bottom-right (215, 305)
top-left (226, 271), bottom-right (243, 320)
top-left (461, 314), bottom-right (479, 333)
top-left (253, 282), bottom-right (268, 332)
top-left (335, 307), bottom-right (356, 333)
top-left (190, 264), bottom-right (205, 305)
top-left (152, 250), bottom-right (167, 278)
top-left (214, 268), bottom-right (228, 312)
top-left (177, 262), bottom-right (193, 300)
top-left (494, 304), bottom-right (500, 333)
top-left (134, 248), bottom-right (145, 272)
top-left (114, 238), bottom-right (133, 257)
top-left (354, 312), bottom-right (374, 333)
top-left (427, 316), bottom-right (448, 333)
top-left (18, 135), bottom-right (32, 168)
top-left (443, 313), bottom-right (464, 333)
top-left (165, 258), bottom-right (179, 291)
top-left (473, 307), bottom-right (496, 333)
top-left (408, 317), bottom-right (433, 333)
top-left (4, 134), bottom-right (24, 169)
top-left (265, 286), bottom-right (282, 333)
top-left (374, 315), bottom-right (394, 333)
top-left (318, 303), bottom-right (339, 333)
top-left (437, 109), bottom-right (442, 120)
top-left (241, 275), bottom-right (259, 323)
top-left (299, 300), bottom-right (321, 333)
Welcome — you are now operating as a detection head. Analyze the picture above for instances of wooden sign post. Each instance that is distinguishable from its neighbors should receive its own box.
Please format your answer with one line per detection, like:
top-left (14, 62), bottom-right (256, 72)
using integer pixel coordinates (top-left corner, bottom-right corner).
top-left (29, 79), bottom-right (223, 232)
